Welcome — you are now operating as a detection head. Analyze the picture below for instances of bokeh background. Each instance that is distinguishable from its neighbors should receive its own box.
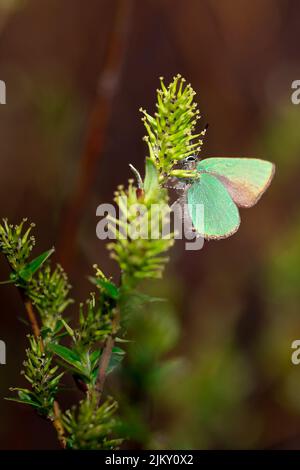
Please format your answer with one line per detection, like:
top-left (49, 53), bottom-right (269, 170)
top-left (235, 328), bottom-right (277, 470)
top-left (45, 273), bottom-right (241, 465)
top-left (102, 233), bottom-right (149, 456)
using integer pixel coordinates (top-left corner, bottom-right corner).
top-left (0, 0), bottom-right (300, 449)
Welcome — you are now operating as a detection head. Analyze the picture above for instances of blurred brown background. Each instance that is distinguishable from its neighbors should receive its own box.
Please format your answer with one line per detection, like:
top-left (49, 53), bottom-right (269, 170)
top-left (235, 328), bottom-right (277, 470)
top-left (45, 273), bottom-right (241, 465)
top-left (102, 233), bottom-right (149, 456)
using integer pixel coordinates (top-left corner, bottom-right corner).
top-left (0, 0), bottom-right (300, 449)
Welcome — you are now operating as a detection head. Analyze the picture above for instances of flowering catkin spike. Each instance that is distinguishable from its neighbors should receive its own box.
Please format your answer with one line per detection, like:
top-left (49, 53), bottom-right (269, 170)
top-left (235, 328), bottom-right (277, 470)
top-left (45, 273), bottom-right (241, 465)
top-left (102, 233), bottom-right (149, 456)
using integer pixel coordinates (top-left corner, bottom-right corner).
top-left (140, 76), bottom-right (206, 183)
top-left (107, 160), bottom-right (174, 289)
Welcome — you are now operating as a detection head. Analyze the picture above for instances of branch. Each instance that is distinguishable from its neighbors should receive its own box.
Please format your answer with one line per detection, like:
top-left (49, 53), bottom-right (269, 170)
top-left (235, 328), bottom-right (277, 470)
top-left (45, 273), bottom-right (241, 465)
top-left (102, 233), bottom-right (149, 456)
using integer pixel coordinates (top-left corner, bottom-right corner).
top-left (22, 295), bottom-right (41, 339)
top-left (57, 0), bottom-right (133, 270)
top-left (52, 401), bottom-right (66, 448)
top-left (18, 288), bottom-right (66, 448)
top-left (95, 336), bottom-right (115, 399)
top-left (95, 309), bottom-right (120, 404)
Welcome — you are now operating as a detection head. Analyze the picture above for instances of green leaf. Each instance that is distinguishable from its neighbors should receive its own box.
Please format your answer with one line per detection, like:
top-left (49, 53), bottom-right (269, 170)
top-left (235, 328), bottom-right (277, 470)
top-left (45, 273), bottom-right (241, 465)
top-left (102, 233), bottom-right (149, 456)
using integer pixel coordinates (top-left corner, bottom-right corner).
top-left (0, 278), bottom-right (14, 285)
top-left (91, 347), bottom-right (126, 382)
top-left (40, 326), bottom-right (53, 339)
top-left (6, 390), bottom-right (42, 410)
top-left (144, 158), bottom-right (159, 197)
top-left (18, 248), bottom-right (55, 281)
top-left (48, 343), bottom-right (81, 369)
top-left (112, 346), bottom-right (126, 356)
top-left (107, 347), bottom-right (125, 374)
top-left (90, 350), bottom-right (101, 370)
top-left (115, 337), bottom-right (132, 343)
top-left (53, 319), bottom-right (65, 336)
top-left (90, 276), bottom-right (119, 300)
top-left (61, 319), bottom-right (75, 338)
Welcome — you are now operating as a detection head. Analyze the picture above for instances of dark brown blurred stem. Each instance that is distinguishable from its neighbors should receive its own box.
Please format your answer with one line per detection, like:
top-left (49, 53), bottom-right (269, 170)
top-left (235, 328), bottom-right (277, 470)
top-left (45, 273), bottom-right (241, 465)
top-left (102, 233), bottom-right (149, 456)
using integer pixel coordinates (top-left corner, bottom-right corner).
top-left (57, 0), bottom-right (133, 270)
top-left (95, 309), bottom-right (120, 404)
top-left (95, 336), bottom-right (115, 398)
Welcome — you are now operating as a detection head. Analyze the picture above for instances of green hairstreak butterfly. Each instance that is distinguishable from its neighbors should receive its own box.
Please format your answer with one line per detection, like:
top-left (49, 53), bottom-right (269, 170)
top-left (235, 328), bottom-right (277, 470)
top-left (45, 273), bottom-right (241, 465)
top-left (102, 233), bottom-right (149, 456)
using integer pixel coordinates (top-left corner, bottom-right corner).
top-left (180, 156), bottom-right (275, 239)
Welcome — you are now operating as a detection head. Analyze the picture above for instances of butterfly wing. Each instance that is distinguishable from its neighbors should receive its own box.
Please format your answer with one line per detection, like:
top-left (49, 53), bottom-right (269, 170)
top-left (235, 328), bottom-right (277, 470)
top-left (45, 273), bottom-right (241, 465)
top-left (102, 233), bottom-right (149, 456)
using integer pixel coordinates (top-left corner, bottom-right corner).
top-left (187, 172), bottom-right (240, 239)
top-left (197, 158), bottom-right (275, 208)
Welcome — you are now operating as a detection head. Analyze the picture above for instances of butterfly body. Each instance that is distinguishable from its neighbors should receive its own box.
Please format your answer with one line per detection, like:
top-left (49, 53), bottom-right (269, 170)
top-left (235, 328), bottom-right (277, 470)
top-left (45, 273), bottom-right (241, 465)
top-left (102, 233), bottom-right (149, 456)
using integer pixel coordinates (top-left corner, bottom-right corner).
top-left (180, 157), bottom-right (275, 240)
top-left (182, 155), bottom-right (198, 172)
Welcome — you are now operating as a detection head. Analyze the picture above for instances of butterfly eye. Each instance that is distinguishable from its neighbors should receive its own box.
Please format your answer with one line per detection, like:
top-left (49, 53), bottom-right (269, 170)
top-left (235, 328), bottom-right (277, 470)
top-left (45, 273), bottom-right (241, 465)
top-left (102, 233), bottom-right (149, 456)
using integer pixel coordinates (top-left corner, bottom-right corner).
top-left (185, 156), bottom-right (197, 162)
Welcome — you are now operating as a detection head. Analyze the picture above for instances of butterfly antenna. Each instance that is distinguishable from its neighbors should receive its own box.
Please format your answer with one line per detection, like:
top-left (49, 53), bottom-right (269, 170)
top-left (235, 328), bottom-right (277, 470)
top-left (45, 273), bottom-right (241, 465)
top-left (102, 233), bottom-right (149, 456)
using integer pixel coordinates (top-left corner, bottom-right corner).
top-left (129, 164), bottom-right (143, 189)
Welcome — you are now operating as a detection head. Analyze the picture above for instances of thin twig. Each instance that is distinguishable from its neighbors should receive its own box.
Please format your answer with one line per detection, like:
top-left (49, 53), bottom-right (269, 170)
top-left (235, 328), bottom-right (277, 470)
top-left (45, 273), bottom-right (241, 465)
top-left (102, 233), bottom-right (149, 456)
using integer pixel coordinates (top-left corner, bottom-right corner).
top-left (22, 295), bottom-right (41, 339)
top-left (57, 0), bottom-right (133, 270)
top-left (2, 260), bottom-right (65, 440)
top-left (95, 336), bottom-right (115, 398)
top-left (21, 294), bottom-right (67, 448)
top-left (11, 283), bottom-right (67, 447)
top-left (95, 309), bottom-right (120, 404)
top-left (52, 401), bottom-right (66, 448)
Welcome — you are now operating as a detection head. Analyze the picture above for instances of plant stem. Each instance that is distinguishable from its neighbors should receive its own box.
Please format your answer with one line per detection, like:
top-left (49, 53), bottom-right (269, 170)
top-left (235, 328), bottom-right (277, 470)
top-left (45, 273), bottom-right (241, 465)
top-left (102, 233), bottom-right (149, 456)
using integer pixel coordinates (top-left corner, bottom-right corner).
top-left (95, 336), bottom-right (115, 399)
top-left (2, 255), bottom-right (67, 447)
top-left (19, 291), bottom-right (66, 448)
top-left (57, 0), bottom-right (133, 270)
top-left (95, 309), bottom-right (120, 404)
top-left (52, 401), bottom-right (66, 448)
top-left (23, 296), bottom-right (41, 339)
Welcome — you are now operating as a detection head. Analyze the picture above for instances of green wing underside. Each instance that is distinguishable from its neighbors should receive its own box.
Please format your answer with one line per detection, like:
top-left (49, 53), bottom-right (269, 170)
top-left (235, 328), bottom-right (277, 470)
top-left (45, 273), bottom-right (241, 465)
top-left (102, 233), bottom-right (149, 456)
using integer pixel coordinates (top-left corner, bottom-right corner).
top-left (187, 173), bottom-right (240, 239)
top-left (197, 158), bottom-right (275, 208)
